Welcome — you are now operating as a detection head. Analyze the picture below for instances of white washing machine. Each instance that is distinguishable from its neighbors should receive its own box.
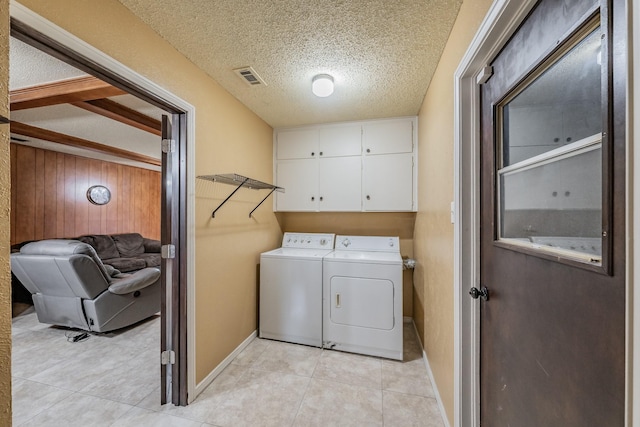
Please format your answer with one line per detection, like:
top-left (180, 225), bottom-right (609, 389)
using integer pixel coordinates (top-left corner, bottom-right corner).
top-left (323, 235), bottom-right (403, 360)
top-left (260, 232), bottom-right (335, 347)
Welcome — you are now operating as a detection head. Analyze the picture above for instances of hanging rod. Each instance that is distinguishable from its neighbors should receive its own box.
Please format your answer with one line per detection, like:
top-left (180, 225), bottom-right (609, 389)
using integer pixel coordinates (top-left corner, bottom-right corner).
top-left (197, 173), bottom-right (284, 218)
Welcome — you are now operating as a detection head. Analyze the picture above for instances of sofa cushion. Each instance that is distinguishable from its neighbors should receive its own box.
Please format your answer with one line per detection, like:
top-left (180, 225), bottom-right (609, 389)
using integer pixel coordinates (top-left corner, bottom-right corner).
top-left (112, 233), bottom-right (145, 257)
top-left (103, 257), bottom-right (146, 273)
top-left (77, 235), bottom-right (120, 260)
top-left (139, 253), bottom-right (161, 268)
top-left (143, 238), bottom-right (161, 253)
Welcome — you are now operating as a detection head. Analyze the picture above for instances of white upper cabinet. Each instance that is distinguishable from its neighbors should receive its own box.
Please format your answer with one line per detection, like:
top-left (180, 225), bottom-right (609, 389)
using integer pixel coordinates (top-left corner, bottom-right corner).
top-left (362, 118), bottom-right (414, 155)
top-left (319, 156), bottom-right (362, 211)
top-left (318, 124), bottom-right (362, 157)
top-left (275, 159), bottom-right (318, 211)
top-left (274, 117), bottom-right (417, 212)
top-left (363, 153), bottom-right (414, 211)
top-left (276, 128), bottom-right (319, 160)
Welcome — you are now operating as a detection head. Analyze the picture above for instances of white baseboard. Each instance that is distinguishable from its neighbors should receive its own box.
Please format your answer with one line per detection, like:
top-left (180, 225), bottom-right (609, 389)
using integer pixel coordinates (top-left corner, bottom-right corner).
top-left (410, 320), bottom-right (450, 427)
top-left (193, 330), bottom-right (257, 398)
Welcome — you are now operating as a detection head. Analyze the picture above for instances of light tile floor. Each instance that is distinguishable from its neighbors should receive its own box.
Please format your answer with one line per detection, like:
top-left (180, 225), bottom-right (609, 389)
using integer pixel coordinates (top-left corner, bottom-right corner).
top-left (12, 308), bottom-right (444, 426)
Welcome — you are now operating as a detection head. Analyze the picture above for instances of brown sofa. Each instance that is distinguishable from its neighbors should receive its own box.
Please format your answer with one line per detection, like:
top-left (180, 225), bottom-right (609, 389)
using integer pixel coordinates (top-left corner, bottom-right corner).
top-left (76, 233), bottom-right (161, 273)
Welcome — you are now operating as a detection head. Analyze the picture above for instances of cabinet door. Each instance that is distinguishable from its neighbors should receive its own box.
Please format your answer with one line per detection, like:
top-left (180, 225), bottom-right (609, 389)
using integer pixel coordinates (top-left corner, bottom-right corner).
top-left (362, 119), bottom-right (413, 155)
top-left (276, 128), bottom-right (319, 160)
top-left (318, 124), bottom-right (361, 157)
top-left (275, 159), bottom-right (318, 211)
top-left (363, 153), bottom-right (414, 211)
top-left (318, 157), bottom-right (362, 211)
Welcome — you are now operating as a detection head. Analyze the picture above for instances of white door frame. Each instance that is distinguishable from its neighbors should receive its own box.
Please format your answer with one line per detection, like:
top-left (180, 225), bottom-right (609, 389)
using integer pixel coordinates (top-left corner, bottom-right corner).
top-left (9, 1), bottom-right (198, 403)
top-left (453, 0), bottom-right (636, 426)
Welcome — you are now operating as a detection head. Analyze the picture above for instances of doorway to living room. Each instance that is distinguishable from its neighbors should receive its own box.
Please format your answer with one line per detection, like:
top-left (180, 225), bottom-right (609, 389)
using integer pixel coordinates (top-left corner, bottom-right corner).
top-left (9, 3), bottom-right (193, 411)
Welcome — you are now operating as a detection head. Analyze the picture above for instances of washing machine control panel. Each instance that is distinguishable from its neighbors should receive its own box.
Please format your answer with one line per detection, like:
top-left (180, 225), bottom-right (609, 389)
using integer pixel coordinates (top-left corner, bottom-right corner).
top-left (282, 232), bottom-right (335, 249)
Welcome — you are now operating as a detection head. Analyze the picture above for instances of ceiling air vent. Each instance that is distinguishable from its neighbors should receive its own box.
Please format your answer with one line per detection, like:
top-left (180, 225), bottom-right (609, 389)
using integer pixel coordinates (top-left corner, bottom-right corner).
top-left (233, 66), bottom-right (267, 86)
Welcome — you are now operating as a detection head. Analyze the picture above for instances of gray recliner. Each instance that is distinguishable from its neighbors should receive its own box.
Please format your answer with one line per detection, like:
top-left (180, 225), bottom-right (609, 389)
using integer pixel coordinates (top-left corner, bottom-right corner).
top-left (11, 239), bottom-right (161, 333)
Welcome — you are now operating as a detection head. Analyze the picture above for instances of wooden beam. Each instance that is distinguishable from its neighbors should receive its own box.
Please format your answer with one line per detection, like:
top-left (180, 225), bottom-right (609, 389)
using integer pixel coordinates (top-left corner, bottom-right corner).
top-left (10, 121), bottom-right (161, 167)
top-left (10, 76), bottom-right (127, 111)
top-left (71, 98), bottom-right (162, 136)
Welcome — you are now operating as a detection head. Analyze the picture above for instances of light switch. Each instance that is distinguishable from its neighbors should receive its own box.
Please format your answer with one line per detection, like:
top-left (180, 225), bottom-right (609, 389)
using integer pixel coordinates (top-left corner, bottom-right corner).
top-left (450, 201), bottom-right (455, 224)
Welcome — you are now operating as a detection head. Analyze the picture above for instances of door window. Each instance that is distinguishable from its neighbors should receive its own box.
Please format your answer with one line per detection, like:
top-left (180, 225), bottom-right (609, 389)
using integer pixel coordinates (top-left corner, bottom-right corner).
top-left (496, 21), bottom-right (605, 265)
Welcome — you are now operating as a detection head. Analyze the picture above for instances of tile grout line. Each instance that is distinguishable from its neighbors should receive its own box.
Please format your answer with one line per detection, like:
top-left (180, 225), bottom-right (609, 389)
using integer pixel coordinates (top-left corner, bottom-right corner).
top-left (288, 348), bottom-right (322, 427)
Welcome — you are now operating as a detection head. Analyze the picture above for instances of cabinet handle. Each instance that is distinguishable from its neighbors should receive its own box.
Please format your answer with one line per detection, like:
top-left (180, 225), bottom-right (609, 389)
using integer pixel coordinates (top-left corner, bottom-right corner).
top-left (336, 293), bottom-right (341, 308)
top-left (320, 196), bottom-right (324, 201)
top-left (366, 148), bottom-right (371, 153)
top-left (311, 152), bottom-right (315, 156)
top-left (366, 195), bottom-right (371, 200)
top-left (319, 151), bottom-right (323, 156)
top-left (311, 196), bottom-right (315, 201)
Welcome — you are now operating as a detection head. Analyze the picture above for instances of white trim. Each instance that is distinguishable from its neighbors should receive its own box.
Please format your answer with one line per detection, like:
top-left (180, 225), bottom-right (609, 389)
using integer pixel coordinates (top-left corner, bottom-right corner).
top-left (453, 1), bottom-right (540, 427)
top-left (410, 319), bottom-right (450, 427)
top-left (194, 330), bottom-right (257, 396)
top-left (9, 1), bottom-right (198, 404)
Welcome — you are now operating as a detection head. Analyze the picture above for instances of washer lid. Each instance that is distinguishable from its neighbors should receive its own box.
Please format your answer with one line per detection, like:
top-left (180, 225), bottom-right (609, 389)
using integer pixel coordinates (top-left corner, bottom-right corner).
top-left (261, 247), bottom-right (334, 260)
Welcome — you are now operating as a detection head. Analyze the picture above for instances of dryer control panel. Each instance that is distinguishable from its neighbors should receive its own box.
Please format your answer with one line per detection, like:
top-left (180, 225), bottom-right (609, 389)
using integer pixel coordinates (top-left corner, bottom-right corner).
top-left (281, 232), bottom-right (335, 249)
top-left (335, 235), bottom-right (400, 252)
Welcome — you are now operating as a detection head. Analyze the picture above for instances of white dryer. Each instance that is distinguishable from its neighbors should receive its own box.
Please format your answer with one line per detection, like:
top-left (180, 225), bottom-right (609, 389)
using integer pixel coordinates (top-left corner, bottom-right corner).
top-left (323, 235), bottom-right (403, 360)
top-left (260, 232), bottom-right (335, 347)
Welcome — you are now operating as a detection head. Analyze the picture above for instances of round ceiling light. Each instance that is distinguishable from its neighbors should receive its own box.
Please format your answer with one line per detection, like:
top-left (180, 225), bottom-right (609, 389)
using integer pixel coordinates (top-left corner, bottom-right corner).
top-left (312, 74), bottom-right (334, 97)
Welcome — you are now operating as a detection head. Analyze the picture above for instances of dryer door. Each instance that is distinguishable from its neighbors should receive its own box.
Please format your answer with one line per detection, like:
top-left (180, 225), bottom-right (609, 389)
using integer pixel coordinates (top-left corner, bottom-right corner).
top-left (329, 276), bottom-right (394, 330)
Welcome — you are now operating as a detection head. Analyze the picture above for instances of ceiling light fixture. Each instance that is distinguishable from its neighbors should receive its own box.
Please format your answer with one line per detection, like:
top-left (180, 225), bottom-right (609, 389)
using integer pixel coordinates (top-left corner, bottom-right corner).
top-left (312, 74), bottom-right (334, 97)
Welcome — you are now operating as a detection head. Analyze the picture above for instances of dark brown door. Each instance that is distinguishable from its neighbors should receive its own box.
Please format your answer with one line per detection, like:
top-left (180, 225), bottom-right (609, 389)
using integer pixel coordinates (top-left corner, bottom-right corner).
top-left (478, 0), bottom-right (626, 425)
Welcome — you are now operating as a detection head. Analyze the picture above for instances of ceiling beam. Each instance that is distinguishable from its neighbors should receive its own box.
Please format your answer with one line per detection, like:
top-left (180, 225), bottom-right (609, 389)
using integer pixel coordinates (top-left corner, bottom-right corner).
top-left (71, 98), bottom-right (162, 136)
top-left (10, 121), bottom-right (161, 167)
top-left (10, 76), bottom-right (127, 111)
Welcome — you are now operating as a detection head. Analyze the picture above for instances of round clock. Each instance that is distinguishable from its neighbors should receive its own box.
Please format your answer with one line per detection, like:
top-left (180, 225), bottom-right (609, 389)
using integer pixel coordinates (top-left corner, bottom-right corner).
top-left (87, 185), bottom-right (111, 205)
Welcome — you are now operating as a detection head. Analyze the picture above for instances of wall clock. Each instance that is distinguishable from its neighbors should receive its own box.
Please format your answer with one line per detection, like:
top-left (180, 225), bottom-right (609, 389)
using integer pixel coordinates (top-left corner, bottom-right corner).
top-left (87, 185), bottom-right (111, 205)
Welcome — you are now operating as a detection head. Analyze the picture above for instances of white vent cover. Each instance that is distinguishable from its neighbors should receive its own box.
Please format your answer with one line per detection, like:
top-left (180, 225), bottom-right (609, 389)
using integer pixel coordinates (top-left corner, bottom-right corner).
top-left (233, 66), bottom-right (267, 86)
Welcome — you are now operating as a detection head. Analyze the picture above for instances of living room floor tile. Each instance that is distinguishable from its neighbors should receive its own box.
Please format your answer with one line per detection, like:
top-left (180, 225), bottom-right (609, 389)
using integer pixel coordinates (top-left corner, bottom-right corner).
top-left (17, 393), bottom-right (134, 427)
top-left (12, 379), bottom-right (73, 426)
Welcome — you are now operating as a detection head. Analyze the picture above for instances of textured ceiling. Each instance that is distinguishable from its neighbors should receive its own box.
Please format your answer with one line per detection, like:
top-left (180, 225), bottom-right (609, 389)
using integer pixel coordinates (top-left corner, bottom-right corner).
top-left (9, 37), bottom-right (88, 90)
top-left (117, 0), bottom-right (463, 128)
top-left (9, 37), bottom-right (165, 170)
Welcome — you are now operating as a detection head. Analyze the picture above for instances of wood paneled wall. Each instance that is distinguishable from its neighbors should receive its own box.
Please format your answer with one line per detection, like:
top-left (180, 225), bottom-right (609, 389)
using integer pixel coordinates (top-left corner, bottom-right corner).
top-left (10, 144), bottom-right (161, 245)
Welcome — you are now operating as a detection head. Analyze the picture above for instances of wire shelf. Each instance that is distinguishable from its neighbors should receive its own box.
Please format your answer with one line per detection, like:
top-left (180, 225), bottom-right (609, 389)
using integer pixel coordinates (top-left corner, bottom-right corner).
top-left (197, 173), bottom-right (284, 218)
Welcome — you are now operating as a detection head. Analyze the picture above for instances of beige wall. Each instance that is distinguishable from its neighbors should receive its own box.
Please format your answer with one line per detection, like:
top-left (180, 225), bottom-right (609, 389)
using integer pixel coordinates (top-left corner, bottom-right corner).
top-left (276, 212), bottom-right (416, 316)
top-left (0, 0), bottom-right (11, 423)
top-left (15, 0), bottom-right (282, 385)
top-left (413, 0), bottom-right (493, 424)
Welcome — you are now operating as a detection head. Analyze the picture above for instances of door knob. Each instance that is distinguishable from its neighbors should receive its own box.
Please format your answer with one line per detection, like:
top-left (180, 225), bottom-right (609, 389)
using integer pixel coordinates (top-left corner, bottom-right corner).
top-left (469, 286), bottom-right (489, 301)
